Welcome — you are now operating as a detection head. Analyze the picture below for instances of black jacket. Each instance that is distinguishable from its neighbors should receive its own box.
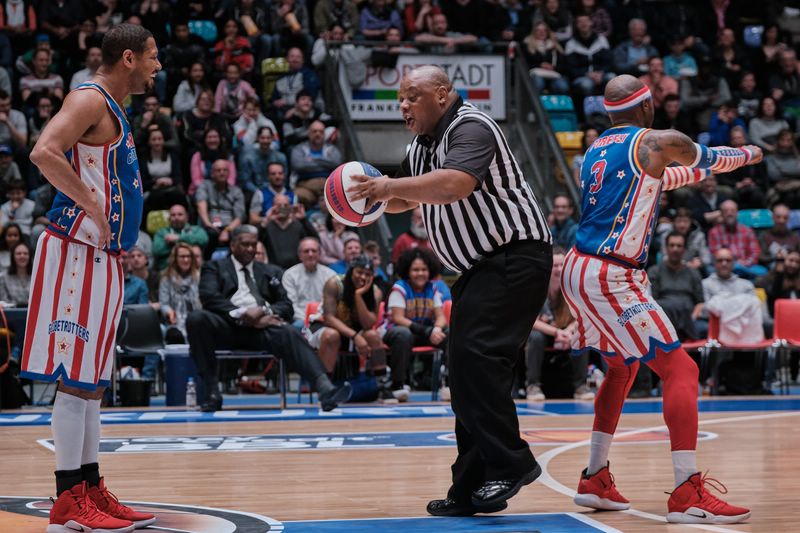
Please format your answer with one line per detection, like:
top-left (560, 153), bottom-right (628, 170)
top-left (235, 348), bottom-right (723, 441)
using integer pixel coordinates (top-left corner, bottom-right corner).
top-left (199, 257), bottom-right (291, 324)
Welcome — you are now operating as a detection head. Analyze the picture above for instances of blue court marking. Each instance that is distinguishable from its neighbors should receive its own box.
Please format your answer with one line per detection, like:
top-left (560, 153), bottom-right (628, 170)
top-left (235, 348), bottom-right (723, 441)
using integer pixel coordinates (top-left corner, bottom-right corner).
top-left (3, 397), bottom-right (799, 426)
top-left (537, 397), bottom-right (800, 415)
top-left (283, 513), bottom-right (619, 532)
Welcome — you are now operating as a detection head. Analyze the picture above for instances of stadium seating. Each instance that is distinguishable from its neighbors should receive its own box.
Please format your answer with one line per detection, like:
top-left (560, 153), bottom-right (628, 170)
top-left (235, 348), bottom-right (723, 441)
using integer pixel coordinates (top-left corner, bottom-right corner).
top-left (540, 95), bottom-right (578, 132)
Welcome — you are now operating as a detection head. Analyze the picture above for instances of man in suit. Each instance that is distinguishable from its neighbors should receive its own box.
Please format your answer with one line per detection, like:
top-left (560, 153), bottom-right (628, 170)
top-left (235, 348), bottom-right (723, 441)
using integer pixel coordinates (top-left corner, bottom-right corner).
top-left (187, 225), bottom-right (352, 412)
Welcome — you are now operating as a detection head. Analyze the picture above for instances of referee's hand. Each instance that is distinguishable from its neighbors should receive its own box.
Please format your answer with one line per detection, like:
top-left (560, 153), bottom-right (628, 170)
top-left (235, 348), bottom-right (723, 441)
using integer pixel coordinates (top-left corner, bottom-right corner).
top-left (347, 174), bottom-right (392, 211)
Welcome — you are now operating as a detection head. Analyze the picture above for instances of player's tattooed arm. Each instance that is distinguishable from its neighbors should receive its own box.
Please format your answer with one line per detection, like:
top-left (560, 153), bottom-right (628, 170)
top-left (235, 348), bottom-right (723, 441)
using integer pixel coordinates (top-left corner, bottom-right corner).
top-left (637, 129), bottom-right (698, 175)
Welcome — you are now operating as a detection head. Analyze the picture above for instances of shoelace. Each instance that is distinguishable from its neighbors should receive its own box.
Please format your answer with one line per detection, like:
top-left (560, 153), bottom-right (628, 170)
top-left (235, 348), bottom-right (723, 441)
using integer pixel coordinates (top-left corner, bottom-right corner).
top-left (64, 489), bottom-right (110, 523)
top-left (693, 473), bottom-right (733, 513)
top-left (95, 486), bottom-right (132, 516)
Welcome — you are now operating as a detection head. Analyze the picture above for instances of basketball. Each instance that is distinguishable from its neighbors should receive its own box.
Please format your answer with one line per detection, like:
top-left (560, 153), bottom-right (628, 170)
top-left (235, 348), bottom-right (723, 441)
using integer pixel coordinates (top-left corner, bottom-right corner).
top-left (324, 161), bottom-right (388, 227)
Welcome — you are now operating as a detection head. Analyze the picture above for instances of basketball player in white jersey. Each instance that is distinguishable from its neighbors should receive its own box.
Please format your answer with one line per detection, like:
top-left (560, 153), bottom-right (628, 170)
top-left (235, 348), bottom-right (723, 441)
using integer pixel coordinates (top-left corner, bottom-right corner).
top-left (22, 24), bottom-right (160, 533)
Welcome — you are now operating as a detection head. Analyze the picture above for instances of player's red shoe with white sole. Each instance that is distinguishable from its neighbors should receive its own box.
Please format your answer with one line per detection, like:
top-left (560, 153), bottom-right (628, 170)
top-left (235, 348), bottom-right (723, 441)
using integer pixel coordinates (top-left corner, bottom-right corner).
top-left (573, 463), bottom-right (631, 511)
top-left (667, 472), bottom-right (750, 524)
top-left (87, 478), bottom-right (156, 529)
top-left (48, 481), bottom-right (134, 533)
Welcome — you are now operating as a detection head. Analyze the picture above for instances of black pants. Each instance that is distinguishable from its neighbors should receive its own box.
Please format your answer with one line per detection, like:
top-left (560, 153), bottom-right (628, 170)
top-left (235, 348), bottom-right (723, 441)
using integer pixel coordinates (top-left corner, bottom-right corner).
top-left (383, 325), bottom-right (448, 387)
top-left (186, 310), bottom-right (327, 398)
top-left (446, 240), bottom-right (552, 502)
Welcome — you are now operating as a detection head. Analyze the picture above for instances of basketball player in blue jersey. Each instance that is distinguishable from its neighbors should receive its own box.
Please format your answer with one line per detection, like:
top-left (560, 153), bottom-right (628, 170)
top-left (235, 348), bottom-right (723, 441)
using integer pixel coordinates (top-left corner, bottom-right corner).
top-left (21, 24), bottom-right (160, 533)
top-left (561, 74), bottom-right (762, 524)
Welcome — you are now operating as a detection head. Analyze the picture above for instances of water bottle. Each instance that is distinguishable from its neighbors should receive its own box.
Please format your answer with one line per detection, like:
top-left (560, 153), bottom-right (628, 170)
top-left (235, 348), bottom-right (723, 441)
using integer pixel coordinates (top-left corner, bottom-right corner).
top-left (185, 377), bottom-right (197, 409)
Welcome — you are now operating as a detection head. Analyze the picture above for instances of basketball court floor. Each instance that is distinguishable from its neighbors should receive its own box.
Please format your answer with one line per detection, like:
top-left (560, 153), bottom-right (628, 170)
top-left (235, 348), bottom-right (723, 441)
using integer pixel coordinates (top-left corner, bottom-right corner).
top-left (2, 392), bottom-right (799, 532)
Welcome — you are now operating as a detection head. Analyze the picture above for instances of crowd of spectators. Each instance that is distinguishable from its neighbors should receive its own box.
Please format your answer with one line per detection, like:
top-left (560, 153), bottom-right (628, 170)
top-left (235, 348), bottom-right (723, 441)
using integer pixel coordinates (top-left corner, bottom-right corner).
top-left (2, 0), bottom-right (799, 401)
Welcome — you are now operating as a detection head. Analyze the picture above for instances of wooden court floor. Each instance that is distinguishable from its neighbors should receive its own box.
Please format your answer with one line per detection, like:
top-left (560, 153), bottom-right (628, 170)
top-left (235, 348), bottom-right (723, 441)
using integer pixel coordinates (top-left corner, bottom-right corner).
top-left (1, 399), bottom-right (799, 532)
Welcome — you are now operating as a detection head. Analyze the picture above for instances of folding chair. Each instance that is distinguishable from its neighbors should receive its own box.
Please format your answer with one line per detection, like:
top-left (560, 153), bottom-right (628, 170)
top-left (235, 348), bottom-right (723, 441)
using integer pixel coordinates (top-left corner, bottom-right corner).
top-left (114, 305), bottom-right (165, 404)
top-left (738, 209), bottom-right (774, 229)
top-left (772, 299), bottom-right (800, 394)
top-left (703, 313), bottom-right (777, 395)
top-left (188, 20), bottom-right (217, 43)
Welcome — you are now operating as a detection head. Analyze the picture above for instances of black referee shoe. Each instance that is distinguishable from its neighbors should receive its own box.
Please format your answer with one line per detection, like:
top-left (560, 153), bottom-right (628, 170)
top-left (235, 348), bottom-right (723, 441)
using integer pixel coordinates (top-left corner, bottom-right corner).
top-left (426, 498), bottom-right (508, 517)
top-left (470, 463), bottom-right (542, 507)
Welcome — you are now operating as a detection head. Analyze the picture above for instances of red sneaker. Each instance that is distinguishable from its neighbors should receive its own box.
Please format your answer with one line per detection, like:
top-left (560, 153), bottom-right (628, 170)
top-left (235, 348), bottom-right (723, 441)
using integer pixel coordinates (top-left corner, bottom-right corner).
top-left (667, 472), bottom-right (750, 524)
top-left (87, 478), bottom-right (156, 529)
top-left (573, 463), bottom-right (631, 511)
top-left (48, 481), bottom-right (134, 533)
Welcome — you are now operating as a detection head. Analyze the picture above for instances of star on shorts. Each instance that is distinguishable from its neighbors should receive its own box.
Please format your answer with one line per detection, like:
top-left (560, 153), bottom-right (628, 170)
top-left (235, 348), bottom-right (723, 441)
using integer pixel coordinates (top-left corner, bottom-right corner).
top-left (57, 338), bottom-right (71, 354)
top-left (600, 150), bottom-right (607, 157)
top-left (617, 170), bottom-right (625, 179)
top-left (589, 197), bottom-right (597, 205)
top-left (616, 216), bottom-right (625, 224)
top-left (64, 304), bottom-right (72, 315)
top-left (111, 213), bottom-right (120, 222)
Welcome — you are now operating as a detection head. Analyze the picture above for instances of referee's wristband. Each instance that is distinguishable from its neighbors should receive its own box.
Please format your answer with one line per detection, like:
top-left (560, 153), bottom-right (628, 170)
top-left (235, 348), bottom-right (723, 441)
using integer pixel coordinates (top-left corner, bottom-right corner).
top-left (351, 331), bottom-right (360, 340)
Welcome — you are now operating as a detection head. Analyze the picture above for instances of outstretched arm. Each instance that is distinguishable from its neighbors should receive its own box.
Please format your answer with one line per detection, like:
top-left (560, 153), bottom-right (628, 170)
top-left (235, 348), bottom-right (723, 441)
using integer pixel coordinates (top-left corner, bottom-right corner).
top-left (638, 129), bottom-right (763, 182)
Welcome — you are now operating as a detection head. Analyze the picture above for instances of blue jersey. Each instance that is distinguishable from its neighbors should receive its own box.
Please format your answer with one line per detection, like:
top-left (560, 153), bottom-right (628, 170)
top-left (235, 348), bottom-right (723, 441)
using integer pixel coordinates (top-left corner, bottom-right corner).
top-left (48, 82), bottom-right (144, 253)
top-left (575, 125), bottom-right (662, 268)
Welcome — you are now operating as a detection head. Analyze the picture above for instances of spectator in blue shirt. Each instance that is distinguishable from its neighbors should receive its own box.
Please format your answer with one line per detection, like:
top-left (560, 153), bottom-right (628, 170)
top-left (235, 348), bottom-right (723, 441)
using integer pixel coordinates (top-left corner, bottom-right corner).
top-left (359, 0), bottom-right (403, 40)
top-left (708, 101), bottom-right (746, 146)
top-left (664, 35), bottom-right (698, 79)
top-left (238, 126), bottom-right (288, 194)
top-left (123, 257), bottom-right (149, 305)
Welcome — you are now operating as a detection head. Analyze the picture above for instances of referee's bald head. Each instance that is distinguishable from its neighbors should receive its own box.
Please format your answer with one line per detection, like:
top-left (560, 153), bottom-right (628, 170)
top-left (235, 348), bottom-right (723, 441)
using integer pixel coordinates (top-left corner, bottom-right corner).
top-left (406, 65), bottom-right (453, 93)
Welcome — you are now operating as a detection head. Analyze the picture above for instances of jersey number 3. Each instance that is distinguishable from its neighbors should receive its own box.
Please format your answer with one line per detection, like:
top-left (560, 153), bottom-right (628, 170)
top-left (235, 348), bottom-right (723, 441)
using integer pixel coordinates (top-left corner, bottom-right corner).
top-left (589, 159), bottom-right (607, 194)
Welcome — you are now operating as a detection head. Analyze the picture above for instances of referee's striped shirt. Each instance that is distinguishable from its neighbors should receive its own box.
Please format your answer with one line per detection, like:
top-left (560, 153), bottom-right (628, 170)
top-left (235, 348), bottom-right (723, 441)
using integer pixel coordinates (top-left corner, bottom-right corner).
top-left (398, 98), bottom-right (551, 273)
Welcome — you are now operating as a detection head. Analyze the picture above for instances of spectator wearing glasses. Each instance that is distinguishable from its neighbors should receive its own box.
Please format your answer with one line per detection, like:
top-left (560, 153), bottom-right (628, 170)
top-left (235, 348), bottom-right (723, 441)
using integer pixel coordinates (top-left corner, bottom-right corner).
top-left (159, 242), bottom-right (202, 345)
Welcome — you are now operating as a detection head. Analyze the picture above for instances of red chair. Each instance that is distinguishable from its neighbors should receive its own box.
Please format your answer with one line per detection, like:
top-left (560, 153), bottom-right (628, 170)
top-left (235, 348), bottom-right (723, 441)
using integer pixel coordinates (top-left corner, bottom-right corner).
top-left (772, 299), bottom-right (800, 394)
top-left (443, 300), bottom-right (452, 323)
top-left (703, 312), bottom-right (778, 395)
top-left (304, 301), bottom-right (319, 328)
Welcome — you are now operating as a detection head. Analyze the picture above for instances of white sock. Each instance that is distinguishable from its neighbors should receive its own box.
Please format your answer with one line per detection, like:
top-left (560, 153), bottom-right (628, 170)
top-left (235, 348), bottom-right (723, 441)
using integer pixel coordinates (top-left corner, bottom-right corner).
top-left (587, 431), bottom-right (614, 475)
top-left (672, 450), bottom-right (698, 487)
top-left (52, 391), bottom-right (88, 471)
top-left (81, 399), bottom-right (101, 465)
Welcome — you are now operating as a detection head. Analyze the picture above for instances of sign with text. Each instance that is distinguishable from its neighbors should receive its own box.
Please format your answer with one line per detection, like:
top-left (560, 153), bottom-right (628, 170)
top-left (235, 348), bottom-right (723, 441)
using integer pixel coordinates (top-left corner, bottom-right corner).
top-left (342, 55), bottom-right (506, 120)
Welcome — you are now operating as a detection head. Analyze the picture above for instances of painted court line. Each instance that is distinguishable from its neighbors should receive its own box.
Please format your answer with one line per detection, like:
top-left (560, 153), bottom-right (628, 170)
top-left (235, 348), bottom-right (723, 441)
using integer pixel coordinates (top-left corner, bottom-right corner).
top-left (535, 411), bottom-right (800, 533)
top-left (283, 511), bottom-right (623, 532)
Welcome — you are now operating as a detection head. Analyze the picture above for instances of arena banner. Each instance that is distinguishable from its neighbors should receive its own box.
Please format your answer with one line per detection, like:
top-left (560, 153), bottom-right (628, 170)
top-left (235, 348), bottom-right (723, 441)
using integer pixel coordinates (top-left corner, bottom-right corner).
top-left (341, 55), bottom-right (506, 120)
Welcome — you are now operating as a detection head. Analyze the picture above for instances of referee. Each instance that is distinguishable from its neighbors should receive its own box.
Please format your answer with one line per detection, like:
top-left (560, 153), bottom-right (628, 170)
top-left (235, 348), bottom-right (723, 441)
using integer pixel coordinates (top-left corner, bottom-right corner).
top-left (349, 65), bottom-right (553, 516)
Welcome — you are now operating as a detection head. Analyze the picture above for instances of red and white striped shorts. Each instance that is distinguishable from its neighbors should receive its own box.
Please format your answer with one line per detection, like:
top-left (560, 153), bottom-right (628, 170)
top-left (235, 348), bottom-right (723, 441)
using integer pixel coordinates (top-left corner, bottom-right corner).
top-left (561, 249), bottom-right (680, 364)
top-left (20, 230), bottom-right (124, 390)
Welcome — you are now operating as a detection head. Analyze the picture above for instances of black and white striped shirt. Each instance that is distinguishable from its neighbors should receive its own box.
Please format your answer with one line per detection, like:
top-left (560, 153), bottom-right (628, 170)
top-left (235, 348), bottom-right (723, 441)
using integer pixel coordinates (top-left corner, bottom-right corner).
top-left (398, 98), bottom-right (551, 273)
